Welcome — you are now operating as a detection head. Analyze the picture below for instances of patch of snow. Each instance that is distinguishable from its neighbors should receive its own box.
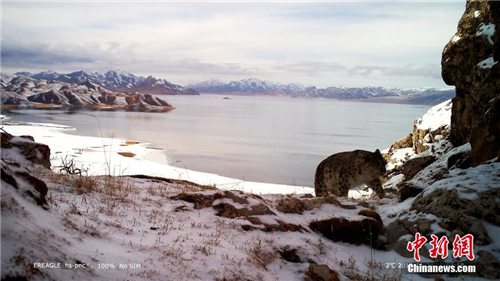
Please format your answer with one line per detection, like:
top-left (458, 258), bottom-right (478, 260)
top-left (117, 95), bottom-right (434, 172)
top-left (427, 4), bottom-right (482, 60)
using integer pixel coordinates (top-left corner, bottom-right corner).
top-left (113, 96), bottom-right (128, 106)
top-left (386, 148), bottom-right (415, 171)
top-left (476, 23), bottom-right (495, 45)
top-left (383, 174), bottom-right (404, 190)
top-left (474, 10), bottom-right (481, 18)
top-left (477, 56), bottom-right (498, 69)
top-left (451, 35), bottom-right (461, 43)
top-left (415, 99), bottom-right (452, 131)
top-left (409, 144), bottom-right (500, 200)
top-left (348, 185), bottom-right (374, 199)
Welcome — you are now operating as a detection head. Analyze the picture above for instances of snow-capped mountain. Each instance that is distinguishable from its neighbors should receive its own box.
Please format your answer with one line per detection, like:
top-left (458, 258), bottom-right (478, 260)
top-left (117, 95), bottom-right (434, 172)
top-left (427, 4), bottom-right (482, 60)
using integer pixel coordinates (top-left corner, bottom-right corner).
top-left (190, 78), bottom-right (455, 105)
top-left (188, 78), bottom-right (306, 95)
top-left (16, 70), bottom-right (199, 96)
top-left (1, 75), bottom-right (174, 112)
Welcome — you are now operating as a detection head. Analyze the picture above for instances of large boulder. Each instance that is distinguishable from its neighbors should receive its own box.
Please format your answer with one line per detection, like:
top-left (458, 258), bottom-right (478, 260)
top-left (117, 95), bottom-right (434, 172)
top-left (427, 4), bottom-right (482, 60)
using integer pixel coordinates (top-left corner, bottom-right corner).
top-left (442, 0), bottom-right (500, 165)
top-left (309, 215), bottom-right (384, 249)
top-left (1, 132), bottom-right (51, 209)
top-left (401, 156), bottom-right (436, 179)
top-left (1, 132), bottom-right (51, 169)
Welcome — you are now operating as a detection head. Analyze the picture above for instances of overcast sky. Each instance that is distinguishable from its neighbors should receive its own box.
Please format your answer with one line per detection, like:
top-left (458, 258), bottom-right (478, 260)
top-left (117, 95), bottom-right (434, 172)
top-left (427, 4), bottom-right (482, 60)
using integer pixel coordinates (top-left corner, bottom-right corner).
top-left (2, 1), bottom-right (465, 88)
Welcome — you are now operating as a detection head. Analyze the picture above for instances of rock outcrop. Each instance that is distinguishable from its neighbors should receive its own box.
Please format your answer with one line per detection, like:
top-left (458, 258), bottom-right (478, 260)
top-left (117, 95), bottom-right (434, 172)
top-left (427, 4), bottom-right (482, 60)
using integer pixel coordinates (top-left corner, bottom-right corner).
top-left (442, 0), bottom-right (500, 165)
top-left (383, 4), bottom-right (500, 279)
top-left (1, 131), bottom-right (51, 209)
top-left (1, 132), bottom-right (51, 169)
top-left (309, 213), bottom-right (385, 249)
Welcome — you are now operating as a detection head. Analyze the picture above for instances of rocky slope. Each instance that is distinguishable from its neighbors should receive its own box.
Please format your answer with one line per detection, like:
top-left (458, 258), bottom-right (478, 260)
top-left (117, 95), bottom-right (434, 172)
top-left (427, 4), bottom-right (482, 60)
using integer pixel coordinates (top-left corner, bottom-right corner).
top-left (190, 78), bottom-right (455, 105)
top-left (1, 75), bottom-right (174, 112)
top-left (17, 70), bottom-right (199, 96)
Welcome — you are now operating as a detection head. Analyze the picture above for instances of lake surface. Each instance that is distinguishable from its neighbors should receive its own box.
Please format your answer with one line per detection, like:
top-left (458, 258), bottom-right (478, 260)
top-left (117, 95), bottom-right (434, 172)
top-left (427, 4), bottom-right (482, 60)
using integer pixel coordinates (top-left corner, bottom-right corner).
top-left (3, 94), bottom-right (429, 187)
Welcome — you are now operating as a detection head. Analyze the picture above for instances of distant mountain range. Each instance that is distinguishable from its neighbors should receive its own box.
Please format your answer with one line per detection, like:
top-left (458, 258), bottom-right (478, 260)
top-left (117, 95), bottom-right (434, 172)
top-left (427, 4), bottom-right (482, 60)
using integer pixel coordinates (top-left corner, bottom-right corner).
top-left (16, 70), bottom-right (199, 96)
top-left (9, 70), bottom-right (455, 105)
top-left (1, 74), bottom-right (175, 112)
top-left (188, 78), bottom-right (306, 94)
top-left (189, 78), bottom-right (455, 105)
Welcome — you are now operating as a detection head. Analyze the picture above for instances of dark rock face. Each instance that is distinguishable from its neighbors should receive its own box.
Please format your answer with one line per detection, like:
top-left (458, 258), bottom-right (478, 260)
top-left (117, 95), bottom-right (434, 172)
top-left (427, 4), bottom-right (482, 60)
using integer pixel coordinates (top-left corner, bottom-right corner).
top-left (447, 150), bottom-right (472, 169)
top-left (399, 183), bottom-right (424, 201)
top-left (442, 0), bottom-right (500, 165)
top-left (470, 98), bottom-right (500, 164)
top-left (309, 216), bottom-right (384, 249)
top-left (358, 209), bottom-right (382, 223)
top-left (279, 248), bottom-right (301, 263)
top-left (1, 132), bottom-right (51, 169)
top-left (213, 203), bottom-right (241, 218)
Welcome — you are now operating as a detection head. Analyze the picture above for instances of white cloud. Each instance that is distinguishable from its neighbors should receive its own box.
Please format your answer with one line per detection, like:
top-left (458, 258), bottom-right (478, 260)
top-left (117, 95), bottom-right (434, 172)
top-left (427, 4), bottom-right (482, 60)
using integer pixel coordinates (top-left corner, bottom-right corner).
top-left (1, 1), bottom-right (466, 88)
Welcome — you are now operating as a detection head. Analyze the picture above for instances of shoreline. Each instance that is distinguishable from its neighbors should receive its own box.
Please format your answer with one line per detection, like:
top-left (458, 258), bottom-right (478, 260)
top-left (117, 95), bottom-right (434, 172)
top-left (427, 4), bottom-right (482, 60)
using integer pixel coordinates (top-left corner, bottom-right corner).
top-left (0, 115), bottom-right (314, 195)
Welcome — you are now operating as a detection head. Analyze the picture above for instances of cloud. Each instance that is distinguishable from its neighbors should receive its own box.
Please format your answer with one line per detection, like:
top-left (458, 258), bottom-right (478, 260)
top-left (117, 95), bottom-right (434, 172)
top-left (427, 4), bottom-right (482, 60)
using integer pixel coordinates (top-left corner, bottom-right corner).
top-left (275, 62), bottom-right (347, 76)
top-left (272, 61), bottom-right (440, 80)
top-left (380, 64), bottom-right (441, 79)
top-left (1, 1), bottom-right (465, 88)
top-left (1, 42), bottom-right (94, 67)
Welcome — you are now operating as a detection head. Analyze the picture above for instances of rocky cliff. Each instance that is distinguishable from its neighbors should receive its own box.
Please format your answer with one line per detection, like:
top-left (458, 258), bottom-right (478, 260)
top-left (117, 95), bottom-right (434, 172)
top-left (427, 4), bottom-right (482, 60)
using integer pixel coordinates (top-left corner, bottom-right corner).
top-left (442, 0), bottom-right (500, 165)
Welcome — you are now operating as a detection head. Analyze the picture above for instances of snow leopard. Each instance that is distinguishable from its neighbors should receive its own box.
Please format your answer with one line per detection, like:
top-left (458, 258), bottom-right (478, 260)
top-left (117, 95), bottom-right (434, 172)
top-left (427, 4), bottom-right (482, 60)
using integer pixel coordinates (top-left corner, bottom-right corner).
top-left (314, 149), bottom-right (386, 198)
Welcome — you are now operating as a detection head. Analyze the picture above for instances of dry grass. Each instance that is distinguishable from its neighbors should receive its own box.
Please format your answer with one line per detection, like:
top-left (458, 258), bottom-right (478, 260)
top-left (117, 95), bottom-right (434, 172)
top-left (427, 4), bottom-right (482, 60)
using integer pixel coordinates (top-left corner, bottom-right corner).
top-left (244, 238), bottom-right (276, 271)
top-left (72, 175), bottom-right (100, 194)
